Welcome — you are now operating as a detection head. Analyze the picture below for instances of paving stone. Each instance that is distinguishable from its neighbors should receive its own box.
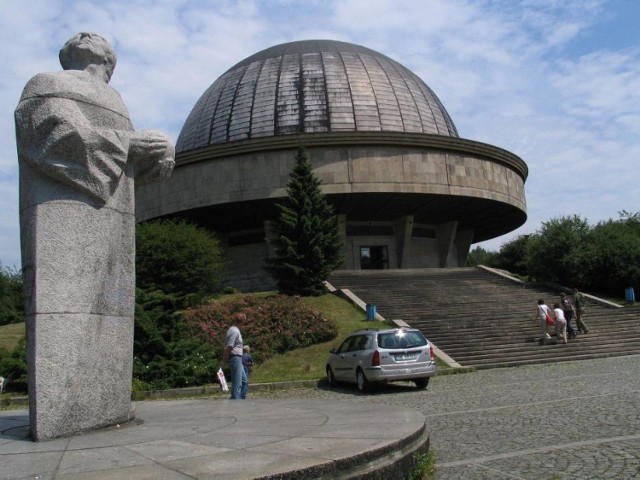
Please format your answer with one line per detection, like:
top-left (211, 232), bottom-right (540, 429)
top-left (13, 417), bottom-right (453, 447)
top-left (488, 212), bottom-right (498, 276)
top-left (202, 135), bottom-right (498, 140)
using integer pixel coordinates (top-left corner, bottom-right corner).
top-left (252, 354), bottom-right (640, 479)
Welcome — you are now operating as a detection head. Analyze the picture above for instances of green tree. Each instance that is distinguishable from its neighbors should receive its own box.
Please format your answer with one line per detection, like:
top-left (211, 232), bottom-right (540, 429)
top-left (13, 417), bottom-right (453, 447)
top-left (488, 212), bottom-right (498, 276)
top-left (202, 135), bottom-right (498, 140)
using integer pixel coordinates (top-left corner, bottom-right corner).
top-left (583, 219), bottom-right (640, 295)
top-left (136, 219), bottom-right (225, 296)
top-left (525, 215), bottom-right (590, 285)
top-left (496, 235), bottom-right (530, 276)
top-left (465, 246), bottom-right (499, 267)
top-left (0, 263), bottom-right (23, 326)
top-left (266, 148), bottom-right (343, 296)
top-left (618, 210), bottom-right (640, 226)
top-left (133, 288), bottom-right (216, 390)
top-left (134, 219), bottom-right (225, 390)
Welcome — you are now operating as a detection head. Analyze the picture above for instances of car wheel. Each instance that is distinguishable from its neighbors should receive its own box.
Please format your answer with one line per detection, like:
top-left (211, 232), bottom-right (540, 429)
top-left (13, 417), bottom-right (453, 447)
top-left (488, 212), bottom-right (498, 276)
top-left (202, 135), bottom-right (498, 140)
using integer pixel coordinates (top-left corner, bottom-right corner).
top-left (414, 378), bottom-right (430, 389)
top-left (326, 366), bottom-right (337, 387)
top-left (356, 369), bottom-right (371, 393)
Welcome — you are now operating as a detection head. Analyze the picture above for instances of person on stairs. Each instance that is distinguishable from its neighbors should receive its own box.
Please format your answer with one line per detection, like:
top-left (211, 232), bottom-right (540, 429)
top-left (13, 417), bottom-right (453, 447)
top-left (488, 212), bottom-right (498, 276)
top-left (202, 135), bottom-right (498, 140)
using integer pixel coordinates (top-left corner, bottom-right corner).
top-left (553, 302), bottom-right (568, 344)
top-left (573, 288), bottom-right (590, 334)
top-left (560, 293), bottom-right (577, 339)
top-left (535, 299), bottom-right (553, 345)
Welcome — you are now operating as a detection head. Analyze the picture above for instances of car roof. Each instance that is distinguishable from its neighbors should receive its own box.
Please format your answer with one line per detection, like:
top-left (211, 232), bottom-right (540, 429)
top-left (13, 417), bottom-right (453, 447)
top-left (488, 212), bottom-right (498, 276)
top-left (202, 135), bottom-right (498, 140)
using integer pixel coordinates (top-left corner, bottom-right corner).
top-left (349, 327), bottom-right (419, 335)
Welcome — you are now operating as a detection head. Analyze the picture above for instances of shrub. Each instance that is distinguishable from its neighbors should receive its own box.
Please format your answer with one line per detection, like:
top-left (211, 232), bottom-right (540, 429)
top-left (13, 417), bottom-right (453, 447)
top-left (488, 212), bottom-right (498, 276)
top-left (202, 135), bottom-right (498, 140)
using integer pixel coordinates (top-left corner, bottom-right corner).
top-left (133, 288), bottom-right (217, 390)
top-left (184, 294), bottom-right (338, 365)
top-left (0, 338), bottom-right (28, 393)
top-left (0, 263), bottom-right (23, 326)
top-left (136, 219), bottom-right (225, 296)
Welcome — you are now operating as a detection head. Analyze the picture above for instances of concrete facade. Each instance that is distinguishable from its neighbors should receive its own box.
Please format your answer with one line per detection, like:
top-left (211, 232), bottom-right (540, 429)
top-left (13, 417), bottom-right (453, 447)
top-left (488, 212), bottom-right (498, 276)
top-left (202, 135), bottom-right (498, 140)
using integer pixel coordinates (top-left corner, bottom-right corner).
top-left (136, 40), bottom-right (527, 291)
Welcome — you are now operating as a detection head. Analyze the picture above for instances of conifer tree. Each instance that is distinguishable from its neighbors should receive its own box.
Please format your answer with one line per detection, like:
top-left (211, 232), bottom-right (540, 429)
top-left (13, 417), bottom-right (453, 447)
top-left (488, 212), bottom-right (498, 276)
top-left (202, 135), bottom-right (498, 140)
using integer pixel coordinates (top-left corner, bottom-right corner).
top-left (266, 148), bottom-right (343, 296)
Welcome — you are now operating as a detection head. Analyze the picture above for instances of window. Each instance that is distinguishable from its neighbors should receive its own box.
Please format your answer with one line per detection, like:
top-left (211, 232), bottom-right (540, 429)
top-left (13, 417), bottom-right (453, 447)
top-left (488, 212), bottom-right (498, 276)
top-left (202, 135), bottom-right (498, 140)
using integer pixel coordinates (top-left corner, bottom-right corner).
top-left (377, 330), bottom-right (426, 349)
top-left (347, 225), bottom-right (393, 236)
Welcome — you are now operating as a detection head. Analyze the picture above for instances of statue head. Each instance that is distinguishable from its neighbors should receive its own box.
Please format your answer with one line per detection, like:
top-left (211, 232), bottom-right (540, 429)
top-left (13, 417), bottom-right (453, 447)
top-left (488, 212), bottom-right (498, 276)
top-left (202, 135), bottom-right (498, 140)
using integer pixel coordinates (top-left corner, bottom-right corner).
top-left (59, 32), bottom-right (117, 82)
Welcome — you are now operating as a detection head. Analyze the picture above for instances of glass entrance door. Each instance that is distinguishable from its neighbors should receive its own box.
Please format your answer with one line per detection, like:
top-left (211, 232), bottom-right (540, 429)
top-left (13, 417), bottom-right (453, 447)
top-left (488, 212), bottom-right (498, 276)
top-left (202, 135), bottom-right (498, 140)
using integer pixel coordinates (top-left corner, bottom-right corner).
top-left (360, 246), bottom-right (389, 270)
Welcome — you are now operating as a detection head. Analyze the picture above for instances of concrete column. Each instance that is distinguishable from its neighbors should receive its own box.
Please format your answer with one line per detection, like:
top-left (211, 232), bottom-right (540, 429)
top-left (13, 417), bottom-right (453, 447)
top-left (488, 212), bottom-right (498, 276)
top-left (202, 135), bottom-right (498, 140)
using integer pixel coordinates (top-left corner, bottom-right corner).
top-left (394, 215), bottom-right (414, 268)
top-left (455, 229), bottom-right (475, 266)
top-left (437, 221), bottom-right (458, 267)
top-left (263, 220), bottom-right (277, 259)
top-left (336, 214), bottom-right (347, 269)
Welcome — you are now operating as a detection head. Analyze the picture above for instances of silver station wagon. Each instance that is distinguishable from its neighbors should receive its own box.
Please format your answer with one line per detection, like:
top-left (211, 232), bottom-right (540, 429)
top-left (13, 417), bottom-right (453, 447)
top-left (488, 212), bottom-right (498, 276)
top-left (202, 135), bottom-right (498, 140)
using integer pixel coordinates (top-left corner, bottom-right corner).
top-left (326, 327), bottom-right (437, 392)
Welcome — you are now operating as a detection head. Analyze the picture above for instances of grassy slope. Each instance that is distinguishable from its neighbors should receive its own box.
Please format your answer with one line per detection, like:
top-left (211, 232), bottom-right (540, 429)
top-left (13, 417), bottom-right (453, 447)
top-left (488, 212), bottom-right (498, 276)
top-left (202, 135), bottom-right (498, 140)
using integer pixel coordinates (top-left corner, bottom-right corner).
top-left (250, 294), bottom-right (379, 383)
top-left (0, 294), bottom-right (446, 385)
top-left (0, 322), bottom-right (24, 351)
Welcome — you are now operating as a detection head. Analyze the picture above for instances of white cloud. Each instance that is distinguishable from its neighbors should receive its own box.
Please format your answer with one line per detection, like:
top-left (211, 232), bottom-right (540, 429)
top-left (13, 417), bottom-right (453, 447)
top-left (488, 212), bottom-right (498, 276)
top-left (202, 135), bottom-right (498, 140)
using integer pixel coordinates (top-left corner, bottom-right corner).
top-left (550, 49), bottom-right (640, 124)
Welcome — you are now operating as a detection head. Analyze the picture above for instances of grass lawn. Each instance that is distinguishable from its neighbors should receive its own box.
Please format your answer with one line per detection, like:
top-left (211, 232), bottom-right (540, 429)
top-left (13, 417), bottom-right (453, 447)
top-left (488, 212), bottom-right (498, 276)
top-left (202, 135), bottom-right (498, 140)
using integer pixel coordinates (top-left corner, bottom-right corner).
top-left (0, 322), bottom-right (24, 351)
top-left (250, 294), bottom-right (381, 383)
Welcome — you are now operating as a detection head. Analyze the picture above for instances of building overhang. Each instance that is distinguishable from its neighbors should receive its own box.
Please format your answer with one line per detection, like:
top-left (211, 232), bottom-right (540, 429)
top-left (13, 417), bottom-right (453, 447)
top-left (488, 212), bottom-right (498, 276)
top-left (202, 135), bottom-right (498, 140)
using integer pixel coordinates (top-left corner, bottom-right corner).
top-left (176, 131), bottom-right (528, 183)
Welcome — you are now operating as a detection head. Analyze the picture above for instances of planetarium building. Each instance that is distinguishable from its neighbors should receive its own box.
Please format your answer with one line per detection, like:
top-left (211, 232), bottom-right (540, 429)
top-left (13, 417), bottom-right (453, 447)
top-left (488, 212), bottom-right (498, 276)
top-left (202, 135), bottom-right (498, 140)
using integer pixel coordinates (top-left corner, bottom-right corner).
top-left (136, 40), bottom-right (528, 291)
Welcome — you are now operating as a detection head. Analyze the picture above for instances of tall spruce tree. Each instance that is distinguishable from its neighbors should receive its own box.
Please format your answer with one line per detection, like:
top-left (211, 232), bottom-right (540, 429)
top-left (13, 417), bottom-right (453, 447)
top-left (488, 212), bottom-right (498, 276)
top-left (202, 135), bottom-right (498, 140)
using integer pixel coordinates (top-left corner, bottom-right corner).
top-left (266, 148), bottom-right (343, 296)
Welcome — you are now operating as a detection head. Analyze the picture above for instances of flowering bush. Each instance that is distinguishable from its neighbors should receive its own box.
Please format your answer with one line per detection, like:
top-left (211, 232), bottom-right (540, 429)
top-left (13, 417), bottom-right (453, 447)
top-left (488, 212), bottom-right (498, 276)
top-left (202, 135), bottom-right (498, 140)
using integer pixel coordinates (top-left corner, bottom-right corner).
top-left (132, 291), bottom-right (338, 391)
top-left (184, 294), bottom-right (338, 364)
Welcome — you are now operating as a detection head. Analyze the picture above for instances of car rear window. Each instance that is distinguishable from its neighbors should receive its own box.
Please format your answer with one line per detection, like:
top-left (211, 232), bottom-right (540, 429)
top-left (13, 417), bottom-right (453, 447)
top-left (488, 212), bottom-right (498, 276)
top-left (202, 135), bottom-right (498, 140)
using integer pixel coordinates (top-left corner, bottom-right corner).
top-left (377, 330), bottom-right (427, 349)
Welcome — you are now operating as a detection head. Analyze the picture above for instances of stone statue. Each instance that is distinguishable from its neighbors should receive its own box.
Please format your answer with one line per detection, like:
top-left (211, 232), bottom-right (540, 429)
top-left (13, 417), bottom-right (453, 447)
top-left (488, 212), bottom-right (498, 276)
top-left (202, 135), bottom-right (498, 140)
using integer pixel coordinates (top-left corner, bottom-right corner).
top-left (14, 32), bottom-right (174, 440)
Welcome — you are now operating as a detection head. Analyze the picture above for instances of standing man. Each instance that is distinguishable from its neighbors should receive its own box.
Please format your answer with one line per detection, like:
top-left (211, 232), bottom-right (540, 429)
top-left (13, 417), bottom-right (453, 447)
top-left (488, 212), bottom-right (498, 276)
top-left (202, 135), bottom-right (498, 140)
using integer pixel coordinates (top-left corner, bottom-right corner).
top-left (573, 288), bottom-right (590, 334)
top-left (560, 293), bottom-right (577, 339)
top-left (223, 313), bottom-right (248, 399)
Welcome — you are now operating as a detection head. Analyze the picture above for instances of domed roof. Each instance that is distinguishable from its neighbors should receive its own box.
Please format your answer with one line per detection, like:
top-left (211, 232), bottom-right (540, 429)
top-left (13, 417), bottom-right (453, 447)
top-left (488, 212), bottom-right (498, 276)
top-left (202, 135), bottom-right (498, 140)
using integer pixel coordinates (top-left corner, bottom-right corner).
top-left (176, 39), bottom-right (458, 153)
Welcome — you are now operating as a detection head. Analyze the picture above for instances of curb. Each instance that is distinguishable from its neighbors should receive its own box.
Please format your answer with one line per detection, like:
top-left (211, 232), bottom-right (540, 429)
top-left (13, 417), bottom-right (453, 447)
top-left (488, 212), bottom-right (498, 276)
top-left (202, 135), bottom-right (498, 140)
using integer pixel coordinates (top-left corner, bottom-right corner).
top-left (1, 368), bottom-right (475, 409)
top-left (131, 378), bottom-right (321, 401)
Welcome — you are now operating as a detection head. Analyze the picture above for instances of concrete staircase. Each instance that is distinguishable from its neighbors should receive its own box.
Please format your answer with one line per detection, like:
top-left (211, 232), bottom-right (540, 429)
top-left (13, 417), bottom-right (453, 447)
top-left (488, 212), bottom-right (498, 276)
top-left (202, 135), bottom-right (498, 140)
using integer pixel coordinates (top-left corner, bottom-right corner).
top-left (328, 267), bottom-right (640, 369)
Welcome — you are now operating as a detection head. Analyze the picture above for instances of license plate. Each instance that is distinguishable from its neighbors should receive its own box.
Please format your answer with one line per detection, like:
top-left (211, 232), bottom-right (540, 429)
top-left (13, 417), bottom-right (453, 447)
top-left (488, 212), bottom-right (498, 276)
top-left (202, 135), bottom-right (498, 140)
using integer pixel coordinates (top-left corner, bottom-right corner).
top-left (394, 353), bottom-right (418, 361)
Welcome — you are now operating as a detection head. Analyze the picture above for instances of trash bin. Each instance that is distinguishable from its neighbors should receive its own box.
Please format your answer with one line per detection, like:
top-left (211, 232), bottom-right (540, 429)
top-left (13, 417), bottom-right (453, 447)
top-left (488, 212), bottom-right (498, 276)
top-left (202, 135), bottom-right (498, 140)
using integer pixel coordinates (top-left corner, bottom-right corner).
top-left (625, 287), bottom-right (635, 303)
top-left (366, 303), bottom-right (377, 321)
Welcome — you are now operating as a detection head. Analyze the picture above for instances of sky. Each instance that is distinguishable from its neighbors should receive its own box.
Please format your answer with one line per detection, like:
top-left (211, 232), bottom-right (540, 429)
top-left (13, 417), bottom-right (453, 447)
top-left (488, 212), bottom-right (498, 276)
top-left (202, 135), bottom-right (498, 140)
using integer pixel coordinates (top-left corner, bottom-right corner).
top-left (1, 0), bottom-right (640, 269)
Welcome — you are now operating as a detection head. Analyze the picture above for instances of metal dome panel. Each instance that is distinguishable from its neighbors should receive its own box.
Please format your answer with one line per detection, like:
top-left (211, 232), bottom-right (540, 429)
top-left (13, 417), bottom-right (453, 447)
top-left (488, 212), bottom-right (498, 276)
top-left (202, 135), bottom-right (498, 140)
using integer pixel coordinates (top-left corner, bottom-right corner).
top-left (176, 40), bottom-right (458, 153)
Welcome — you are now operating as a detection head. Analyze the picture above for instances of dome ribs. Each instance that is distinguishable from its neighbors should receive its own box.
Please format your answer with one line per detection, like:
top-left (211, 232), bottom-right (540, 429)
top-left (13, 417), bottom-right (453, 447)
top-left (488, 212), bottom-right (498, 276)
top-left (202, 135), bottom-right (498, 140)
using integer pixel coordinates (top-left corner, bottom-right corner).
top-left (210, 67), bottom-right (245, 144)
top-left (341, 51), bottom-right (382, 131)
top-left (275, 54), bottom-right (303, 136)
top-left (322, 51), bottom-right (356, 131)
top-left (361, 54), bottom-right (404, 132)
top-left (177, 78), bottom-right (223, 151)
top-left (415, 79), bottom-right (457, 136)
top-left (229, 61), bottom-right (261, 142)
top-left (301, 52), bottom-right (330, 133)
top-left (376, 56), bottom-right (425, 134)
top-left (250, 57), bottom-right (280, 139)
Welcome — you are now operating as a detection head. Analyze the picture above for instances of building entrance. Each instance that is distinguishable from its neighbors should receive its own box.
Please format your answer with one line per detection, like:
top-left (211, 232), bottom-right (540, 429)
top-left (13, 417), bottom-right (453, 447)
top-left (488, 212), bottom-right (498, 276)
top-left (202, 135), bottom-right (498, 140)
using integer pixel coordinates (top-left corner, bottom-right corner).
top-left (360, 246), bottom-right (389, 270)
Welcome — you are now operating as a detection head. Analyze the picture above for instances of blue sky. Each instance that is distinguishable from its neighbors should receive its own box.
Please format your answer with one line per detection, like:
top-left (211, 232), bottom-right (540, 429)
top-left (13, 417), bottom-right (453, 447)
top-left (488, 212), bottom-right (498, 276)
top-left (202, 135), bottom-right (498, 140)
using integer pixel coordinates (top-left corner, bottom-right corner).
top-left (1, 0), bottom-right (639, 269)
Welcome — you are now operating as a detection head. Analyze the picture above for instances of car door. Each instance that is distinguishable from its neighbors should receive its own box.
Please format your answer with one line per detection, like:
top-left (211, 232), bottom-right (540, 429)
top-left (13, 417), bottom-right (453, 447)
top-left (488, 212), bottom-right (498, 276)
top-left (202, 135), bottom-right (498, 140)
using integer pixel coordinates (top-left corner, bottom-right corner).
top-left (332, 335), bottom-right (362, 382)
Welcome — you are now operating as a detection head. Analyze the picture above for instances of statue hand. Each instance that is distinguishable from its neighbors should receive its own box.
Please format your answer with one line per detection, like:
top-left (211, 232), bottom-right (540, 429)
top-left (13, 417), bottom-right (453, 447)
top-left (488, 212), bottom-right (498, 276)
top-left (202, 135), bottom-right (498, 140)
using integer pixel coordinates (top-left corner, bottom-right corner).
top-left (129, 129), bottom-right (173, 162)
top-left (129, 129), bottom-right (175, 183)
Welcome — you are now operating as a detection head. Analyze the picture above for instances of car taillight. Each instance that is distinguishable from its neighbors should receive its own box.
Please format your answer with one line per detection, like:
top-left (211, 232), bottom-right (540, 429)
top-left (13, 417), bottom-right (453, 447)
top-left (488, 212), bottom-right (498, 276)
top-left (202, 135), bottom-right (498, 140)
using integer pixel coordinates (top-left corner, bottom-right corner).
top-left (372, 350), bottom-right (380, 366)
top-left (429, 345), bottom-right (435, 361)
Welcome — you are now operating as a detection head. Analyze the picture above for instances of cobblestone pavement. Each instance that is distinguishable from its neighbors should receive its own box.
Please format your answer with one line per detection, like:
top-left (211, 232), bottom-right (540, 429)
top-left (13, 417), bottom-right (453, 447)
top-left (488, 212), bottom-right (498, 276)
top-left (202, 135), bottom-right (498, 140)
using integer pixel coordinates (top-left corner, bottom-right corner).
top-left (251, 355), bottom-right (640, 479)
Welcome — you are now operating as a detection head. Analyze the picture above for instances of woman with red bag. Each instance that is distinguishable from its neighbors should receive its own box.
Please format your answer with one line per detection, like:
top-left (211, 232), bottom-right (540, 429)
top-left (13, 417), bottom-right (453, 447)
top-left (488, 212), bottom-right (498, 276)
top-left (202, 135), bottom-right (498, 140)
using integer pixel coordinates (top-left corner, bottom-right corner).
top-left (535, 299), bottom-right (554, 345)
